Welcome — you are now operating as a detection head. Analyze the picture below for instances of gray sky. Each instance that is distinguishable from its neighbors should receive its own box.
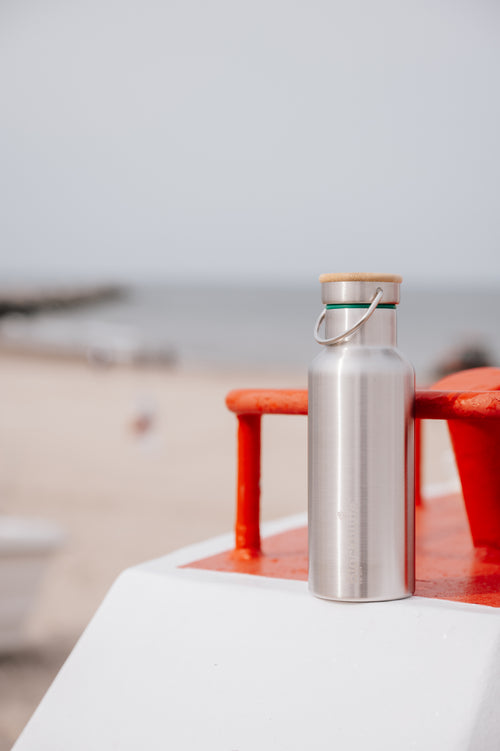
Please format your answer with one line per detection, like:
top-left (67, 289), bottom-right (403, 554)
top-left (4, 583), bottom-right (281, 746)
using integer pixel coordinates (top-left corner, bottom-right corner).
top-left (1, 0), bottom-right (500, 285)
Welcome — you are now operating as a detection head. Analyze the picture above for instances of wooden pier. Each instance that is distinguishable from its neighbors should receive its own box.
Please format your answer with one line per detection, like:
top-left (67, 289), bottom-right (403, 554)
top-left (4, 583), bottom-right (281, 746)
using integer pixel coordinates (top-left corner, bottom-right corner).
top-left (0, 284), bottom-right (124, 317)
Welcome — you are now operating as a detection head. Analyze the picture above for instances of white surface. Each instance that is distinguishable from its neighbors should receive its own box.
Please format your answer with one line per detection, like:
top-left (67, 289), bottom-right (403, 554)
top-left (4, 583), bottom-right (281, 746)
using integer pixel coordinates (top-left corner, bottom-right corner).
top-left (14, 515), bottom-right (500, 751)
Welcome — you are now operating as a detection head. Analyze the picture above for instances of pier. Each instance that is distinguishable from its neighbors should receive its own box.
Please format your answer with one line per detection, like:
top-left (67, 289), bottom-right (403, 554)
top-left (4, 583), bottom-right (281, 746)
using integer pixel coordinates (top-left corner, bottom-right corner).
top-left (0, 284), bottom-right (124, 317)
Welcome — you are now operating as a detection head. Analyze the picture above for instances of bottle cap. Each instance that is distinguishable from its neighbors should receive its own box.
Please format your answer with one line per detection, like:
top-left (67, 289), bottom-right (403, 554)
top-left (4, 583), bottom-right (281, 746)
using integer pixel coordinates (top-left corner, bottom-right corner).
top-left (319, 273), bottom-right (402, 305)
top-left (319, 273), bottom-right (402, 283)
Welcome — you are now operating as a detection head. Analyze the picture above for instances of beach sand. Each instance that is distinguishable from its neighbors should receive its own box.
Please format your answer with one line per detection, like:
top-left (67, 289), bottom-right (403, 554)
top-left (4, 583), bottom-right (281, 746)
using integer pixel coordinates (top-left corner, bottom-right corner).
top-left (0, 353), bottom-right (458, 748)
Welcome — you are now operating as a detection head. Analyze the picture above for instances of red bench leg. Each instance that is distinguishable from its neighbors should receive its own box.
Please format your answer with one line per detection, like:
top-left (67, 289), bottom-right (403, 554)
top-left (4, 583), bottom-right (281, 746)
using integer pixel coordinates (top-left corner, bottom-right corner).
top-left (235, 414), bottom-right (262, 555)
top-left (431, 367), bottom-right (500, 550)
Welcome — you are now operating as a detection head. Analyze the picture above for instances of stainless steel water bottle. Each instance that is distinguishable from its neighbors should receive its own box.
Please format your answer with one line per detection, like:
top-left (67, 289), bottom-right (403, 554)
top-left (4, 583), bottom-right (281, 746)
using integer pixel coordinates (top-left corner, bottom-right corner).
top-left (308, 273), bottom-right (415, 601)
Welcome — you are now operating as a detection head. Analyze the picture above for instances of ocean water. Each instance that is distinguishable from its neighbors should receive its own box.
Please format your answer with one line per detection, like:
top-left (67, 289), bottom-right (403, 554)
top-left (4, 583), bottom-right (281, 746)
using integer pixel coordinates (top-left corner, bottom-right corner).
top-left (1, 283), bottom-right (499, 382)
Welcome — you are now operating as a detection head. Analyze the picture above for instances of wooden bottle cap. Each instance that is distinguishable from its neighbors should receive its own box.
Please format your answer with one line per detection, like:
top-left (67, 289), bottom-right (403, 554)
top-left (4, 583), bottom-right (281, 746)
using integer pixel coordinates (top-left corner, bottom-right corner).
top-left (319, 273), bottom-right (402, 283)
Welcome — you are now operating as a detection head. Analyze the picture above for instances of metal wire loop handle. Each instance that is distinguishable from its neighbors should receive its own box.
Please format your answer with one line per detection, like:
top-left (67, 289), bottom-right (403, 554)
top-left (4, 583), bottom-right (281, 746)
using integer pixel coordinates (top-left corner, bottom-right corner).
top-left (314, 287), bottom-right (384, 346)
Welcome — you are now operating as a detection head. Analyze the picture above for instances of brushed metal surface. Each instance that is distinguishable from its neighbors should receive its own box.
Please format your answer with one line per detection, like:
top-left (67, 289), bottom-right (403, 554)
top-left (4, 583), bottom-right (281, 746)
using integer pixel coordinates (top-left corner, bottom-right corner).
top-left (308, 290), bottom-right (415, 602)
top-left (321, 280), bottom-right (400, 305)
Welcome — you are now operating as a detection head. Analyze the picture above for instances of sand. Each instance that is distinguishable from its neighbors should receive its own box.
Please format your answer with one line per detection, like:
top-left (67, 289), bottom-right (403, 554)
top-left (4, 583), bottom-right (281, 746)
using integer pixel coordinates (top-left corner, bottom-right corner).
top-left (0, 353), bottom-right (457, 749)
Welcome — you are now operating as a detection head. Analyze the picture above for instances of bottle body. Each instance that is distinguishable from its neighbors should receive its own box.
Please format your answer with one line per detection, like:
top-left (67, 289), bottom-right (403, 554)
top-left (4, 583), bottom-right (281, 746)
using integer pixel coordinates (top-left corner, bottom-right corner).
top-left (308, 306), bottom-right (415, 601)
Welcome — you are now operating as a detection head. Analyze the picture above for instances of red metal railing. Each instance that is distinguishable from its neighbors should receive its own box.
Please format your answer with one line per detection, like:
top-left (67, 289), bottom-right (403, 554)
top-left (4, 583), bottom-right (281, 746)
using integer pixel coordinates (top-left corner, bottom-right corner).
top-left (226, 369), bottom-right (500, 555)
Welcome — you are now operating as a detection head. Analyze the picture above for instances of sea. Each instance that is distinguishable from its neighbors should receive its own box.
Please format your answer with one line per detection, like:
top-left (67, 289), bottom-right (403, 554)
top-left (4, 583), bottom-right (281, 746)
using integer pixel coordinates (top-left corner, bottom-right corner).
top-left (0, 282), bottom-right (499, 383)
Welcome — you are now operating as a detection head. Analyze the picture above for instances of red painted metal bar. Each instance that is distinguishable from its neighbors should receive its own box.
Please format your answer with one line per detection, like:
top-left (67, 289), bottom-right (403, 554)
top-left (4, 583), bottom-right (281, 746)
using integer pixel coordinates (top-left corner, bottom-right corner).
top-left (226, 389), bottom-right (307, 416)
top-left (226, 370), bottom-right (500, 553)
top-left (234, 414), bottom-right (262, 556)
top-left (226, 388), bottom-right (500, 419)
top-left (414, 418), bottom-right (422, 507)
top-left (415, 390), bottom-right (500, 420)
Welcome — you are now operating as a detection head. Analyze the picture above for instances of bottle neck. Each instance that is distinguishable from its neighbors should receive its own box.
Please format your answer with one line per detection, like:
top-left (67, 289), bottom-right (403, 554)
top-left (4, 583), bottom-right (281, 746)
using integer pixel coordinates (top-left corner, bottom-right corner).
top-left (324, 306), bottom-right (397, 346)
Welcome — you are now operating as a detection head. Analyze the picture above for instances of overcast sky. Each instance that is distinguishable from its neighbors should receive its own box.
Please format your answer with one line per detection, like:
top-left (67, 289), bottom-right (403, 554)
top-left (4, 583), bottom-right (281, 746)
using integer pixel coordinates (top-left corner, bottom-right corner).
top-left (1, 0), bottom-right (499, 285)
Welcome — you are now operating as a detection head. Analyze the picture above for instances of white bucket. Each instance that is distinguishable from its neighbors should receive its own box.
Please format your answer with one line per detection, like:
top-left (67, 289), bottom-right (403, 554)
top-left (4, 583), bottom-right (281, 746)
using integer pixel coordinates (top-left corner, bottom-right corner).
top-left (0, 516), bottom-right (63, 652)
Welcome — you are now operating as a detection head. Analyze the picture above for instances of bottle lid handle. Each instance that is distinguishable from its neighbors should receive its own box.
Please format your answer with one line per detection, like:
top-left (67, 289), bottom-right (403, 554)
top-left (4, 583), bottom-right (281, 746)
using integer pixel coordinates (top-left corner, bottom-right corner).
top-left (314, 287), bottom-right (384, 346)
